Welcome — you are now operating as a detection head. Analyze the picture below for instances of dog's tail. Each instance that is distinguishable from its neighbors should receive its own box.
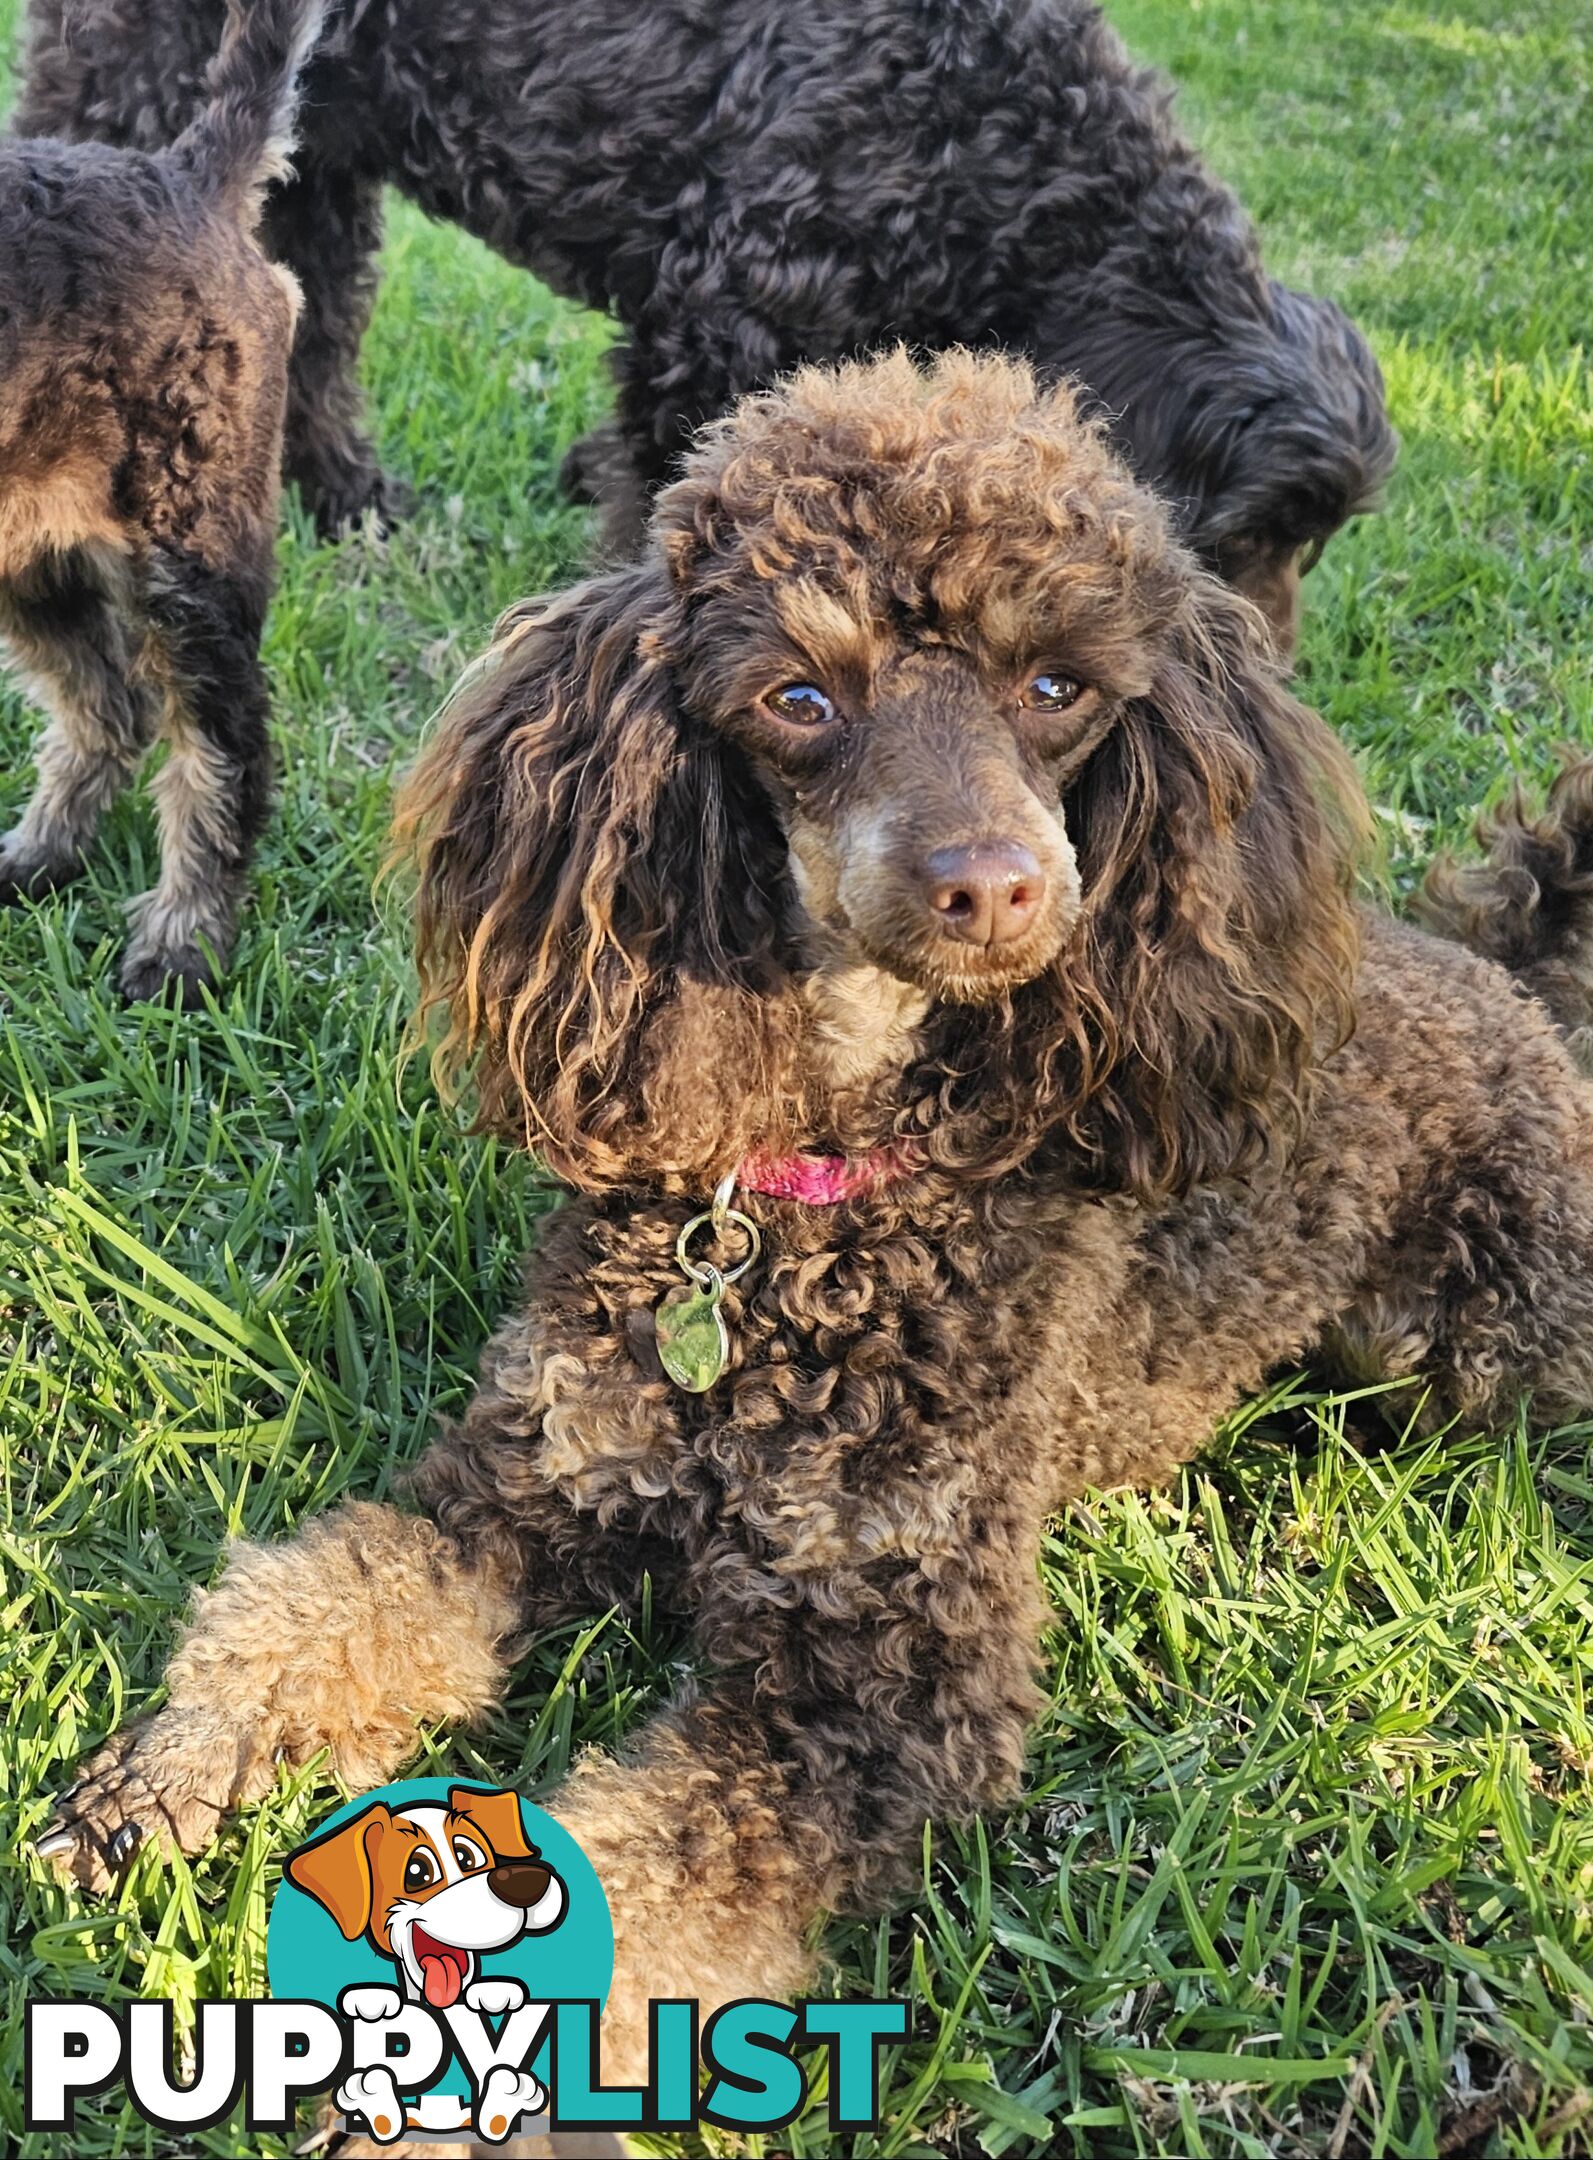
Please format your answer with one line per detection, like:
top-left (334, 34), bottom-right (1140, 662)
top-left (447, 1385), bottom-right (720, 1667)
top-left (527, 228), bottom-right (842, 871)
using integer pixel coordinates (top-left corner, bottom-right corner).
top-left (1419, 756), bottom-right (1593, 1059)
top-left (168, 0), bottom-right (327, 221)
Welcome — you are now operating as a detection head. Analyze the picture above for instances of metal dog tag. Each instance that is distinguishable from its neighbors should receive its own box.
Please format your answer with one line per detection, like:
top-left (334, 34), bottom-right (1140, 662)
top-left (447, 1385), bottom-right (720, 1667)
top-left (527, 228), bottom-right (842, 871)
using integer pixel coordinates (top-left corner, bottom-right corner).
top-left (655, 1269), bottom-right (730, 1393)
top-left (654, 1173), bottom-right (764, 1395)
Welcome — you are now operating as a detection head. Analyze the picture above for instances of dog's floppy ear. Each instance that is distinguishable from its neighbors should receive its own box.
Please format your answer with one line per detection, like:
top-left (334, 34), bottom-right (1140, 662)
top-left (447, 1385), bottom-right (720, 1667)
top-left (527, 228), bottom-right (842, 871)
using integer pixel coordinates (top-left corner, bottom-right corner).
top-left (1052, 278), bottom-right (1396, 575)
top-left (1036, 571), bottom-right (1364, 1196)
top-left (448, 1785), bottom-right (534, 1863)
top-left (284, 1802), bottom-right (390, 1940)
top-left (395, 563), bottom-right (795, 1191)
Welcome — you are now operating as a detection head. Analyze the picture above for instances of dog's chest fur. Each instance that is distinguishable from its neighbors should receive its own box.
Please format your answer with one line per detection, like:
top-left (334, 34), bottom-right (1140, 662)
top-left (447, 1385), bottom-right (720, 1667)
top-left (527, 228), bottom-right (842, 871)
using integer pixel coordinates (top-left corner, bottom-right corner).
top-left (474, 1178), bottom-right (1126, 1582)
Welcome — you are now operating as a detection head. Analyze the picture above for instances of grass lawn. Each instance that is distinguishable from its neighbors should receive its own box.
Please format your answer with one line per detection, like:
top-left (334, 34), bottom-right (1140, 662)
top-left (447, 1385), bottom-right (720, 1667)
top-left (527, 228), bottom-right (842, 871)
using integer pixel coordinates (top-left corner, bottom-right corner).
top-left (3, 0), bottom-right (1591, 2152)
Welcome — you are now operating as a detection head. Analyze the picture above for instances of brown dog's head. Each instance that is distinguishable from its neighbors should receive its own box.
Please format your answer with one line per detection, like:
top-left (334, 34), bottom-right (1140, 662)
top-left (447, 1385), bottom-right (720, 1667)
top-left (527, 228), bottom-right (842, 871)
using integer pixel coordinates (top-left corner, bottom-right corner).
top-left (398, 349), bottom-right (1362, 1198)
top-left (285, 1785), bottom-right (565, 2007)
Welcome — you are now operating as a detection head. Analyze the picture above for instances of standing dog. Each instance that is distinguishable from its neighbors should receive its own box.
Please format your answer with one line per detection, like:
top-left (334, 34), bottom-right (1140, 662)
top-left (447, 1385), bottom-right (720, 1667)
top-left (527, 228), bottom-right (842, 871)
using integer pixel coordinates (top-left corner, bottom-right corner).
top-left (0, 0), bottom-right (319, 1003)
top-left (47, 353), bottom-right (1560, 2085)
top-left (17, 0), bottom-right (1395, 642)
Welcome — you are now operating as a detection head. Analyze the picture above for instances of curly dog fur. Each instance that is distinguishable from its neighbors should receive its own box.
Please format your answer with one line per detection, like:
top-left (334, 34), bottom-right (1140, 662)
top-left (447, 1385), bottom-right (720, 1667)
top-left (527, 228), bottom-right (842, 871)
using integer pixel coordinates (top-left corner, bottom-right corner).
top-left (0, 0), bottom-right (321, 1003)
top-left (43, 354), bottom-right (1588, 2084)
top-left (1420, 755), bottom-right (1593, 1071)
top-left (18, 0), bottom-right (1394, 637)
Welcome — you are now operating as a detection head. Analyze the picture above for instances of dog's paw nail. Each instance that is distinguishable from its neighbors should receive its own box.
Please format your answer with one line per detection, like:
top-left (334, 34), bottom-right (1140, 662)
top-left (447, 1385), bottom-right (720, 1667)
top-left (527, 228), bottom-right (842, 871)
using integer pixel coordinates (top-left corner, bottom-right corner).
top-left (107, 1823), bottom-right (143, 1867)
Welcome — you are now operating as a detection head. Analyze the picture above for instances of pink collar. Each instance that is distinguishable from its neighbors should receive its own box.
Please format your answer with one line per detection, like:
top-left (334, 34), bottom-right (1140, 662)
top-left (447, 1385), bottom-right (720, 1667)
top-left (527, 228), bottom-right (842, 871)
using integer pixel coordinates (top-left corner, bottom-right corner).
top-left (736, 1142), bottom-right (921, 1205)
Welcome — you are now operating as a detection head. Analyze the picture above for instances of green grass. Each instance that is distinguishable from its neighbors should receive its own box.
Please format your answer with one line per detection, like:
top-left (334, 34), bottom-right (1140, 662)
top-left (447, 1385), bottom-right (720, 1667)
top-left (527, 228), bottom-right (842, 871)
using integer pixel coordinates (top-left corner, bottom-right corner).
top-left (2, 1), bottom-right (1591, 2152)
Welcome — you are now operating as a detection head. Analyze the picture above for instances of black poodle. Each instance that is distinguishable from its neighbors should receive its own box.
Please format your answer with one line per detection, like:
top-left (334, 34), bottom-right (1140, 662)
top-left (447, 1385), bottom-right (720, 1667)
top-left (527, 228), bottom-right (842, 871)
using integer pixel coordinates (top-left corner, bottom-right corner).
top-left (19, 0), bottom-right (1396, 640)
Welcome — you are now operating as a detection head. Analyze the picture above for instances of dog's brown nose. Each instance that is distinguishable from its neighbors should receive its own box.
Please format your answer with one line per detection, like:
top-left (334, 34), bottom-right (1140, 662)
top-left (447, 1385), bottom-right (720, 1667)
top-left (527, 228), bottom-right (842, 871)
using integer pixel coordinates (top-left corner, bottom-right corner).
top-left (488, 1860), bottom-right (554, 1908)
top-left (921, 841), bottom-right (1047, 947)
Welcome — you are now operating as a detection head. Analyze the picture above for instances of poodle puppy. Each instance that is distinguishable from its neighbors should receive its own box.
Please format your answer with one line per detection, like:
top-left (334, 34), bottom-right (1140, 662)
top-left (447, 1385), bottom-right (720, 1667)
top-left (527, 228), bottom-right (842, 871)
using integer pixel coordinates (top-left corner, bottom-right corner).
top-left (42, 354), bottom-right (1585, 2083)
top-left (0, 0), bottom-right (320, 1004)
top-left (18, 0), bottom-right (1395, 641)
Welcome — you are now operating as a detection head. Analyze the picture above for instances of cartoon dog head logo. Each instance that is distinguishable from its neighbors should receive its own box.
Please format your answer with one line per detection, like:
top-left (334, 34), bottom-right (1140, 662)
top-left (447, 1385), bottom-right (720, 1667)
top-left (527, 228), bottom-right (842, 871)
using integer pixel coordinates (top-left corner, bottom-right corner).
top-left (285, 1784), bottom-right (567, 2009)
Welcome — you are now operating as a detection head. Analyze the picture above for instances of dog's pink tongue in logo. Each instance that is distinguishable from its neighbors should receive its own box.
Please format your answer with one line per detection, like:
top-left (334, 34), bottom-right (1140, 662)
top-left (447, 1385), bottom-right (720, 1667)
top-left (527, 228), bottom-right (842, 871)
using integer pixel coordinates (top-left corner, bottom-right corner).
top-left (413, 1928), bottom-right (468, 2008)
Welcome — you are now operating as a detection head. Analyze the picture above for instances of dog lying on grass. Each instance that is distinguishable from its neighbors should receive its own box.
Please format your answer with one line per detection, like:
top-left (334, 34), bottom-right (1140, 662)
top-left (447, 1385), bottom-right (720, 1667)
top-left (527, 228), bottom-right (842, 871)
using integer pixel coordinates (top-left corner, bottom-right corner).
top-left (0, 0), bottom-right (319, 1005)
top-left (17, 0), bottom-right (1395, 642)
top-left (39, 352), bottom-right (1589, 2083)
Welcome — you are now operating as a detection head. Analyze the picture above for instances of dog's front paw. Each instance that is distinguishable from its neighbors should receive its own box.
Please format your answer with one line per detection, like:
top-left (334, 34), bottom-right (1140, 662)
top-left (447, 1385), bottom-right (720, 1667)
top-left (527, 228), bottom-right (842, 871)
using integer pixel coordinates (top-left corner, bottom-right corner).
top-left (340, 1984), bottom-right (405, 2024)
top-left (301, 461), bottom-right (416, 541)
top-left (118, 927), bottom-right (220, 1011)
top-left (474, 2065), bottom-right (545, 2142)
top-left (558, 422), bottom-right (622, 506)
top-left (464, 1975), bottom-right (528, 2017)
top-left (34, 1715), bottom-right (229, 1893)
top-left (0, 835), bottom-right (77, 904)
top-left (337, 2066), bottom-right (406, 2144)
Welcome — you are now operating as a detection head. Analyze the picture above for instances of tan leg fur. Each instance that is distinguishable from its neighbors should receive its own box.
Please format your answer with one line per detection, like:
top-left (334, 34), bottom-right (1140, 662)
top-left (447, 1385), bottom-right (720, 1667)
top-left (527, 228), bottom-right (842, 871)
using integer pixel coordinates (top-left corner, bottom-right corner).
top-left (42, 1502), bottom-right (515, 1892)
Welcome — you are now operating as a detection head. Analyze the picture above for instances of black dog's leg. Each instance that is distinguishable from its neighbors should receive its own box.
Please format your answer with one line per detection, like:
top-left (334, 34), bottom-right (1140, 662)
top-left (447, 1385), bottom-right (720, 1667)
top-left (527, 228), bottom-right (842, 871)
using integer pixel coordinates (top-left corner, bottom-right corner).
top-left (118, 552), bottom-right (274, 1007)
top-left (263, 161), bottom-right (410, 536)
top-left (558, 416), bottom-right (622, 508)
top-left (0, 549), bottom-right (154, 901)
top-left (592, 367), bottom-right (677, 560)
top-left (597, 307), bottom-right (791, 557)
top-left (560, 330), bottom-right (680, 557)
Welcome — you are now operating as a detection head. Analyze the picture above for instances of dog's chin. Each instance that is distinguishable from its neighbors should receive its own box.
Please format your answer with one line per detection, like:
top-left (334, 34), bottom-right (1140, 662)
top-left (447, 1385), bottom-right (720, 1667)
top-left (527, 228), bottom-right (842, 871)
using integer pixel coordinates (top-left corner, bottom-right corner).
top-left (857, 924), bottom-right (1067, 1007)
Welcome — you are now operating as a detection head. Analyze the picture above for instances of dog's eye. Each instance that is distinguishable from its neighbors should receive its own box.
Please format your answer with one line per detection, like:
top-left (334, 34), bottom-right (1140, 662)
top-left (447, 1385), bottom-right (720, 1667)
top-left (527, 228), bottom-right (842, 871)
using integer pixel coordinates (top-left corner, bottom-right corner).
top-left (403, 1851), bottom-right (438, 1893)
top-left (1021, 673), bottom-right (1084, 712)
top-left (452, 1837), bottom-right (487, 1874)
top-left (765, 683), bottom-right (835, 726)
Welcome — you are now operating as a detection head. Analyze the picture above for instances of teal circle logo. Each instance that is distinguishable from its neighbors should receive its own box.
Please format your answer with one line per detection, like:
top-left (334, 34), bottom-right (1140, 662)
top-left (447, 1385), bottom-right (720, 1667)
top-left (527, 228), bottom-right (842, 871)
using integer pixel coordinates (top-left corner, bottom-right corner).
top-left (267, 1779), bottom-right (612, 2141)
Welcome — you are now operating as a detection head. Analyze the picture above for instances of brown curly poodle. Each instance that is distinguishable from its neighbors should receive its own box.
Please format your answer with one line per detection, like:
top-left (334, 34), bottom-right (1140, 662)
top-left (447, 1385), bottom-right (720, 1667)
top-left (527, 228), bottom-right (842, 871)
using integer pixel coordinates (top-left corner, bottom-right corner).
top-left (0, 0), bottom-right (321, 1003)
top-left (40, 352), bottom-right (1593, 2083)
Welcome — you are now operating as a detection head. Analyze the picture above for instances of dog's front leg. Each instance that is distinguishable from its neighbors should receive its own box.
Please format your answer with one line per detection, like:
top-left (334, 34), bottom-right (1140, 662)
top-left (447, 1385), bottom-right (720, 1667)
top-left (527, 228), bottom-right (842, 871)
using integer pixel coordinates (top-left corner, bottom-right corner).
top-left (38, 1501), bottom-right (516, 1892)
top-left (264, 162), bottom-right (411, 536)
top-left (548, 1496), bottom-right (1051, 2083)
top-left (41, 1320), bottom-right (687, 1896)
